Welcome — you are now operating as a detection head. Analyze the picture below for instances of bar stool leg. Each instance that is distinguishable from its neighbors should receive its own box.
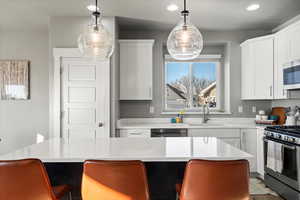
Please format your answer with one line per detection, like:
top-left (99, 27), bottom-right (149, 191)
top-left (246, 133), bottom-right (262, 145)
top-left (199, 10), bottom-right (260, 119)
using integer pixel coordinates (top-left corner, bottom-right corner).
top-left (68, 191), bottom-right (72, 200)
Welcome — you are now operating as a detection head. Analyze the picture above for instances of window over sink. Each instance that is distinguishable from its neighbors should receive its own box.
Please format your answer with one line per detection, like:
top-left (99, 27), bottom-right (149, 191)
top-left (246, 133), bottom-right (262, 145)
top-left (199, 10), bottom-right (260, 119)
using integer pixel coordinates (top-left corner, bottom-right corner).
top-left (164, 55), bottom-right (222, 112)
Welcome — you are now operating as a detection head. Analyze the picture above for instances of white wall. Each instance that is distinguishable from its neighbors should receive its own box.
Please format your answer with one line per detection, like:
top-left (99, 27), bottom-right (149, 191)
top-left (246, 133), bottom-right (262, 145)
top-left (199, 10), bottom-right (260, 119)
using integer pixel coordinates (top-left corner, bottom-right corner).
top-left (0, 30), bottom-right (49, 154)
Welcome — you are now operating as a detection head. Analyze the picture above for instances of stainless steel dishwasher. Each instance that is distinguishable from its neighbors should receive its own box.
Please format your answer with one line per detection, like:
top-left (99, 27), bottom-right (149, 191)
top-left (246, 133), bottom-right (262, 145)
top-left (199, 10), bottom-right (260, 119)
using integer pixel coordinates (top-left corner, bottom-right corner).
top-left (151, 129), bottom-right (188, 137)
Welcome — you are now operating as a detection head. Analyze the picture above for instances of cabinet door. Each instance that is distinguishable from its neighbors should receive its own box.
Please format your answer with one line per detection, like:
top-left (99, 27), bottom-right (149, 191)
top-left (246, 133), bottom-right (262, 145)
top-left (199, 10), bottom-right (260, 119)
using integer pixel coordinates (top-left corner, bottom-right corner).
top-left (253, 38), bottom-right (274, 99)
top-left (256, 128), bottom-right (265, 178)
top-left (274, 30), bottom-right (289, 99)
top-left (241, 129), bottom-right (257, 172)
top-left (290, 22), bottom-right (300, 62)
top-left (120, 40), bottom-right (154, 100)
top-left (241, 43), bottom-right (255, 99)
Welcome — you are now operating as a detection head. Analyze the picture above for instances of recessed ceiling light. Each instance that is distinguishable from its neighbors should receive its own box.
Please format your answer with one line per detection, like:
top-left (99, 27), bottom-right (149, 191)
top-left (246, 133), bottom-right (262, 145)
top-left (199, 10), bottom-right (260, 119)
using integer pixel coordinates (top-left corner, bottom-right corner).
top-left (167, 4), bottom-right (179, 12)
top-left (246, 4), bottom-right (260, 11)
top-left (87, 5), bottom-right (99, 12)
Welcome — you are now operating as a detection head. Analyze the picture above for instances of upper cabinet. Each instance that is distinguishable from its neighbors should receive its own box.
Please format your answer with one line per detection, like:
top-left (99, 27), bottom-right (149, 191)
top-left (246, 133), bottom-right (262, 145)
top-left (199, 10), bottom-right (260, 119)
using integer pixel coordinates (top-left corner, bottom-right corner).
top-left (241, 35), bottom-right (274, 100)
top-left (119, 40), bottom-right (155, 100)
top-left (241, 19), bottom-right (300, 100)
top-left (274, 29), bottom-right (289, 99)
top-left (290, 21), bottom-right (300, 62)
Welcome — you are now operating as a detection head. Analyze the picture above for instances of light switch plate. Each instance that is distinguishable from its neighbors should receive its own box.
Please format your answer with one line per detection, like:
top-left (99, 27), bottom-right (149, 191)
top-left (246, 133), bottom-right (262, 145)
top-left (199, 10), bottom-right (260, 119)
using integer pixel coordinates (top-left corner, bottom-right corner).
top-left (149, 105), bottom-right (155, 114)
top-left (238, 106), bottom-right (243, 113)
top-left (252, 106), bottom-right (257, 113)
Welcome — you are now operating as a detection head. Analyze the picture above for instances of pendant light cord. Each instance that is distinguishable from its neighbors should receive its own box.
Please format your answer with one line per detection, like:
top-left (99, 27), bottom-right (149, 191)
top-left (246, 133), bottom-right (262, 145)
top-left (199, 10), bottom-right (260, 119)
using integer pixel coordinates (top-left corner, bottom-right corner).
top-left (93, 0), bottom-right (100, 30)
top-left (182, 0), bottom-right (189, 25)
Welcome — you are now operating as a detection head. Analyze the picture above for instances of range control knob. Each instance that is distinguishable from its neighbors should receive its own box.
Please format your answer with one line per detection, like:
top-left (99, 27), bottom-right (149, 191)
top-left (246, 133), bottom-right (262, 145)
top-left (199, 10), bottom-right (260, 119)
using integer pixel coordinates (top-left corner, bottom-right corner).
top-left (277, 134), bottom-right (282, 139)
top-left (288, 137), bottom-right (296, 143)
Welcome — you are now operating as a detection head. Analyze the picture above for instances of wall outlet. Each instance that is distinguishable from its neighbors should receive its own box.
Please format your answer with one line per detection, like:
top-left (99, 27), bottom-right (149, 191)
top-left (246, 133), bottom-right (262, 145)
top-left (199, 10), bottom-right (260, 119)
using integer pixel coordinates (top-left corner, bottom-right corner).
top-left (149, 105), bottom-right (155, 114)
top-left (252, 106), bottom-right (257, 113)
top-left (238, 106), bottom-right (243, 113)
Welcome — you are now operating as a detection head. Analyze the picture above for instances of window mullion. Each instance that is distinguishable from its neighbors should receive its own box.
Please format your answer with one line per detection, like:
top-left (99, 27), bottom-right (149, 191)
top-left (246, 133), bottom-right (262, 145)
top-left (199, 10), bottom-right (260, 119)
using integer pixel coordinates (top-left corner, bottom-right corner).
top-left (189, 63), bottom-right (193, 109)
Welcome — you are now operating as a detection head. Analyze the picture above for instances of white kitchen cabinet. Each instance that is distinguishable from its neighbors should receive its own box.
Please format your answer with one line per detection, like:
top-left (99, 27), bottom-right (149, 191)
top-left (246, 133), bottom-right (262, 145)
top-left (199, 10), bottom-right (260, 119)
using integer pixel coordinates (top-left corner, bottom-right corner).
top-left (119, 129), bottom-right (151, 138)
top-left (241, 129), bottom-right (257, 172)
top-left (119, 40), bottom-right (154, 100)
top-left (274, 29), bottom-right (289, 99)
top-left (241, 41), bottom-right (254, 99)
top-left (241, 35), bottom-right (274, 100)
top-left (256, 127), bottom-right (265, 178)
top-left (289, 21), bottom-right (300, 62)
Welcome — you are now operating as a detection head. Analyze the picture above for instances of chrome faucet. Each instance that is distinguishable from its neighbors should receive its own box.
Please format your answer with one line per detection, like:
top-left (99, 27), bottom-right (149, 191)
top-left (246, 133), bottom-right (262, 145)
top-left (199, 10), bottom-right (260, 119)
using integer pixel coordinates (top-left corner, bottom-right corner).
top-left (202, 104), bottom-right (210, 124)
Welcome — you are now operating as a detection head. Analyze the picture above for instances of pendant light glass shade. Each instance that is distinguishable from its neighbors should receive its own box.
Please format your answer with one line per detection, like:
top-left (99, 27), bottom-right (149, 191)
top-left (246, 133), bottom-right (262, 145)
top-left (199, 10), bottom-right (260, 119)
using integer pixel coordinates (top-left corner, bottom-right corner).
top-left (167, 0), bottom-right (203, 60)
top-left (78, 3), bottom-right (114, 60)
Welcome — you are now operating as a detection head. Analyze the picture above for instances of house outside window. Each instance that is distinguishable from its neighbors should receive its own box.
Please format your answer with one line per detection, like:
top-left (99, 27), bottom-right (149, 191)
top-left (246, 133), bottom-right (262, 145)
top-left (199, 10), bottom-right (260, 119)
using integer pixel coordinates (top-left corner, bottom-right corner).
top-left (164, 55), bottom-right (222, 112)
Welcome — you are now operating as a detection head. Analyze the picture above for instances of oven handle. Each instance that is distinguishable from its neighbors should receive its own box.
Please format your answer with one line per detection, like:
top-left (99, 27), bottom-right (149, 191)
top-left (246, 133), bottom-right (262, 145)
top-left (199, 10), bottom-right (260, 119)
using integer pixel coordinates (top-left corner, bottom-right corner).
top-left (264, 138), bottom-right (297, 150)
top-left (282, 144), bottom-right (296, 150)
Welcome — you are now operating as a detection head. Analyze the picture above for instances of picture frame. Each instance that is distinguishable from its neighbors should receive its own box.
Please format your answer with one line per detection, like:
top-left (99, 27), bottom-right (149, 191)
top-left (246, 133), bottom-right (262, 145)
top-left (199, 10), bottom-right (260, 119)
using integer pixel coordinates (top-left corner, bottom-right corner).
top-left (0, 60), bottom-right (30, 100)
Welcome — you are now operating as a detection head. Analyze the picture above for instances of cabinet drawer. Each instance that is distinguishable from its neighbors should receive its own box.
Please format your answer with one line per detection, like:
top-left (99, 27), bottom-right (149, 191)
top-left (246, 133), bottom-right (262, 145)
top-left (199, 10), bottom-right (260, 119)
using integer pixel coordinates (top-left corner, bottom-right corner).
top-left (119, 129), bottom-right (151, 138)
top-left (188, 129), bottom-right (241, 138)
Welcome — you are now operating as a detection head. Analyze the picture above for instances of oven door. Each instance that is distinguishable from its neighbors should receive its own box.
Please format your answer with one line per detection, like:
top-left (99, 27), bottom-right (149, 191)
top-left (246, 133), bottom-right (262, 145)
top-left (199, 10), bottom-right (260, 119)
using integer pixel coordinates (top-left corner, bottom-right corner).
top-left (264, 137), bottom-right (300, 191)
top-left (284, 62), bottom-right (300, 90)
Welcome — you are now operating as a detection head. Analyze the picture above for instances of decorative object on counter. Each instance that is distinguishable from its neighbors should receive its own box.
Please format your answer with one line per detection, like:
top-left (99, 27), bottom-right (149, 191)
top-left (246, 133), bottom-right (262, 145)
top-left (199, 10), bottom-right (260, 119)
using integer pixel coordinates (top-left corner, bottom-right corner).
top-left (271, 107), bottom-right (287, 125)
top-left (256, 115), bottom-right (262, 121)
top-left (285, 106), bottom-right (298, 125)
top-left (173, 111), bottom-right (185, 123)
top-left (255, 110), bottom-right (275, 125)
top-left (269, 115), bottom-right (279, 121)
top-left (77, 0), bottom-right (114, 59)
top-left (171, 118), bottom-right (177, 123)
top-left (167, 0), bottom-right (203, 60)
top-left (255, 120), bottom-right (275, 125)
top-left (261, 115), bottom-right (268, 121)
top-left (0, 60), bottom-right (30, 100)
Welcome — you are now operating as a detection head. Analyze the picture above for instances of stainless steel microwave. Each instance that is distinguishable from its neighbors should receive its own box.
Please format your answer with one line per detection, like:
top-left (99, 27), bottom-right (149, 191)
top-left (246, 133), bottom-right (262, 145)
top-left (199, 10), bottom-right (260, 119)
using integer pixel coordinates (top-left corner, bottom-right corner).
top-left (284, 61), bottom-right (300, 90)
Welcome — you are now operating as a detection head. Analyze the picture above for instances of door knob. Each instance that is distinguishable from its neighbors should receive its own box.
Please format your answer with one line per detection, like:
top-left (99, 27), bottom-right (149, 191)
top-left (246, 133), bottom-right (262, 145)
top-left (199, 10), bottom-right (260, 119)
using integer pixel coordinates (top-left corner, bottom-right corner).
top-left (98, 122), bottom-right (104, 127)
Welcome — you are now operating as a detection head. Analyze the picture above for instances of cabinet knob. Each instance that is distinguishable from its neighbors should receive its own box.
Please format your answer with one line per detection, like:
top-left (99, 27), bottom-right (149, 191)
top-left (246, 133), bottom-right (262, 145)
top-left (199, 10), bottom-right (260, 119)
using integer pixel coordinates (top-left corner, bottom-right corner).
top-left (98, 122), bottom-right (104, 127)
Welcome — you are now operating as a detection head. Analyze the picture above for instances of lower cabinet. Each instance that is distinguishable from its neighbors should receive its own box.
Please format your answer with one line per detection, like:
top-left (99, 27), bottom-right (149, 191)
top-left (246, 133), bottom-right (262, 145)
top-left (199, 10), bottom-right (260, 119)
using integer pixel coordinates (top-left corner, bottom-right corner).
top-left (241, 129), bottom-right (257, 172)
top-left (256, 127), bottom-right (265, 178)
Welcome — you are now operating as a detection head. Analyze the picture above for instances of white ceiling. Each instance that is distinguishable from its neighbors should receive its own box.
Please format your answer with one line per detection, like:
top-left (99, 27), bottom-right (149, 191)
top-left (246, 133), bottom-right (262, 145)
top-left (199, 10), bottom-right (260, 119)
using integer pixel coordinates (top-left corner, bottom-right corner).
top-left (0, 0), bottom-right (300, 31)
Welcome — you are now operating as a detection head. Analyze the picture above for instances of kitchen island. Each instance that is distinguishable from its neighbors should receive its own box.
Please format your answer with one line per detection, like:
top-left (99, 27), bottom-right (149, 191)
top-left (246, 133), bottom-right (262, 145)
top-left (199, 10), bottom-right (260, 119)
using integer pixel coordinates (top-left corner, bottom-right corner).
top-left (0, 137), bottom-right (252, 200)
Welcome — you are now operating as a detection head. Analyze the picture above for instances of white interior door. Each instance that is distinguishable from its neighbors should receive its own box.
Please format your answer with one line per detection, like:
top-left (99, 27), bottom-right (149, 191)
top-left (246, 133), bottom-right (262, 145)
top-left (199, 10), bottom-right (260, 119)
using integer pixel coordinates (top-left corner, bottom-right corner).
top-left (61, 58), bottom-right (110, 140)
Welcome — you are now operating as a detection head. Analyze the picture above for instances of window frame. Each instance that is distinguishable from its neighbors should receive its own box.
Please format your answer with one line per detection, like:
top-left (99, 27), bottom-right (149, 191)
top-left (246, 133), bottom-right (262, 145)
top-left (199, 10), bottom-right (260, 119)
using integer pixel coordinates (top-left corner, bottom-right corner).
top-left (163, 54), bottom-right (223, 113)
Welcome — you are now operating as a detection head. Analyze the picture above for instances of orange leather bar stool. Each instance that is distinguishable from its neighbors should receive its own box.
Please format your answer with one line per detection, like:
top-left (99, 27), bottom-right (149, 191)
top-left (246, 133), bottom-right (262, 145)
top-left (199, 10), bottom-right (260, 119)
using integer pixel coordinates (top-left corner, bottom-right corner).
top-left (0, 159), bottom-right (71, 200)
top-left (82, 160), bottom-right (150, 200)
top-left (176, 159), bottom-right (250, 200)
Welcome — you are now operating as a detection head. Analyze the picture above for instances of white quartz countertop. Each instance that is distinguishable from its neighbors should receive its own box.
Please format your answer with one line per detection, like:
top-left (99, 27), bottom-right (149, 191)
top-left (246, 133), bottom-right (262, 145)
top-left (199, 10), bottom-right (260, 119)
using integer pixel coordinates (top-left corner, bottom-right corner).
top-left (117, 118), bottom-right (260, 129)
top-left (0, 137), bottom-right (252, 163)
top-left (117, 123), bottom-right (259, 129)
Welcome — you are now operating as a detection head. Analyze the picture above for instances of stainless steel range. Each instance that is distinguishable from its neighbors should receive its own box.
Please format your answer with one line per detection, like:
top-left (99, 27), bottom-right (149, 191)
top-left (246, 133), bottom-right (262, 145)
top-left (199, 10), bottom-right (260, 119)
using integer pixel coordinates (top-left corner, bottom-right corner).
top-left (264, 126), bottom-right (300, 200)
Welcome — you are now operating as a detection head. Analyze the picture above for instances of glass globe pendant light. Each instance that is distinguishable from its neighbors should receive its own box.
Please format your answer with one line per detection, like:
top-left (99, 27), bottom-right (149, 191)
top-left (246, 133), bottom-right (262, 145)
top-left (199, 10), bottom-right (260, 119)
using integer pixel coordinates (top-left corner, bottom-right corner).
top-left (78, 0), bottom-right (114, 60)
top-left (167, 0), bottom-right (203, 60)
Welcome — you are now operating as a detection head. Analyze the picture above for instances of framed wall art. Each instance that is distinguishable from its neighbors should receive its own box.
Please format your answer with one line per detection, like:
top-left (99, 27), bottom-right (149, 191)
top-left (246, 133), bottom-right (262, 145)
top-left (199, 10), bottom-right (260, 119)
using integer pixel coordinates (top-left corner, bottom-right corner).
top-left (0, 60), bottom-right (30, 100)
